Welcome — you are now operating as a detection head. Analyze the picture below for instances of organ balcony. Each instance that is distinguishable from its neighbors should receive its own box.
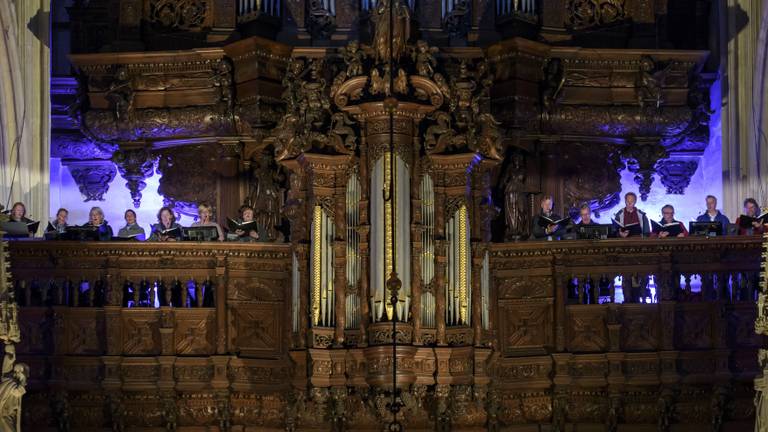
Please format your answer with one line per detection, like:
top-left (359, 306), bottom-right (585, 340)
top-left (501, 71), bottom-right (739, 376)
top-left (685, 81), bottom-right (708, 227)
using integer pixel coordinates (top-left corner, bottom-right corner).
top-left (9, 236), bottom-right (763, 430)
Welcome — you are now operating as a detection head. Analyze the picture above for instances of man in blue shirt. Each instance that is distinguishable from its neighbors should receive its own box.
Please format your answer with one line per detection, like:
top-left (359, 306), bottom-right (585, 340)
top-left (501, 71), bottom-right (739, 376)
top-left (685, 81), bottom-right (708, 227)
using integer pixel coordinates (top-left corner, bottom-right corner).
top-left (695, 195), bottom-right (730, 235)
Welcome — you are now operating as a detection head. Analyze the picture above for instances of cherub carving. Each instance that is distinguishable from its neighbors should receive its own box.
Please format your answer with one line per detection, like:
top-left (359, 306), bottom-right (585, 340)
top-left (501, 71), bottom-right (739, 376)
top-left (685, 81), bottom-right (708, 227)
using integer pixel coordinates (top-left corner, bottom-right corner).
top-left (329, 112), bottom-right (357, 153)
top-left (424, 111), bottom-right (455, 153)
top-left (370, 67), bottom-right (390, 96)
top-left (341, 41), bottom-right (365, 77)
top-left (394, 68), bottom-right (409, 94)
top-left (412, 40), bottom-right (438, 77)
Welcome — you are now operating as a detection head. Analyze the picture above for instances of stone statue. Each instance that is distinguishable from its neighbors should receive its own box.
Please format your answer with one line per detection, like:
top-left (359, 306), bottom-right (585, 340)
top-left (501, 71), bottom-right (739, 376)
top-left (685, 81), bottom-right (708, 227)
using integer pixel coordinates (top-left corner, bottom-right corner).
top-left (372, 0), bottom-right (410, 64)
top-left (501, 152), bottom-right (528, 240)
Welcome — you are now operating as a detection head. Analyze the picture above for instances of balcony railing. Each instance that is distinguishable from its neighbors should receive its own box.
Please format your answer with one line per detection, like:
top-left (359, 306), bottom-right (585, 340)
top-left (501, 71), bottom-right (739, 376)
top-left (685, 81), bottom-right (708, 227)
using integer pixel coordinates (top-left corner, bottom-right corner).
top-left (9, 236), bottom-right (763, 430)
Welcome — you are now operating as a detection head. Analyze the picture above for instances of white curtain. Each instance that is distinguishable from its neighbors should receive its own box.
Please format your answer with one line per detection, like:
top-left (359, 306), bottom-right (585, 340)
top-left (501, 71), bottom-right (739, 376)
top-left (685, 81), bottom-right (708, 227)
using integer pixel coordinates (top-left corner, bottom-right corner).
top-left (720, 0), bottom-right (768, 216)
top-left (0, 0), bottom-right (50, 230)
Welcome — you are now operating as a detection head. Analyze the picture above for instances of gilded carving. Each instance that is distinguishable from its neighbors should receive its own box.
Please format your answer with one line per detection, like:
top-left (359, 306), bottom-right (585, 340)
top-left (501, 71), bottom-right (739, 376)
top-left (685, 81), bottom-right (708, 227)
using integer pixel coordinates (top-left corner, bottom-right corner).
top-left (147, 0), bottom-right (208, 31)
top-left (567, 0), bottom-right (626, 30)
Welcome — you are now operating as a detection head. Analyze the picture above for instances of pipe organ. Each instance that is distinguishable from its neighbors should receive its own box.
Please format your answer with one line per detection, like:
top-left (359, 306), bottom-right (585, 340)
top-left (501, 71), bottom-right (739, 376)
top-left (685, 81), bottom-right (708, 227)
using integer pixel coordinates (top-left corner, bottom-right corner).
top-left (273, 31), bottom-right (502, 353)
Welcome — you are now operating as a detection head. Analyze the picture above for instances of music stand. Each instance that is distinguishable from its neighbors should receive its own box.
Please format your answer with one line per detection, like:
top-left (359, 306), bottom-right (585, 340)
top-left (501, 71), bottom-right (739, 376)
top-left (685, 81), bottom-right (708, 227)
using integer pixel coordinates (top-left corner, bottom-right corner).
top-left (183, 226), bottom-right (220, 242)
top-left (62, 226), bottom-right (100, 241)
top-left (0, 221), bottom-right (31, 239)
top-left (689, 221), bottom-right (722, 237)
top-left (576, 224), bottom-right (613, 240)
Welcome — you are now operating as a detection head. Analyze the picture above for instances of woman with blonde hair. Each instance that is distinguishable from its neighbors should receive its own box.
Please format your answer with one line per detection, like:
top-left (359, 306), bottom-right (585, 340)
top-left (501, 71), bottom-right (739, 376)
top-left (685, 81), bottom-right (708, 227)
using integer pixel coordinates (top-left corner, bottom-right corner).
top-left (83, 206), bottom-right (113, 241)
top-left (191, 203), bottom-right (224, 241)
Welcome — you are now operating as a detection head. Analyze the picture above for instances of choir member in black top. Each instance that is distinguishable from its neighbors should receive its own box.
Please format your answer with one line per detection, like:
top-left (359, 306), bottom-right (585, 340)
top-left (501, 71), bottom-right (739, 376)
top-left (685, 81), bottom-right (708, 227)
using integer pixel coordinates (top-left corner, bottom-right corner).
top-left (83, 206), bottom-right (114, 241)
top-left (576, 204), bottom-right (596, 225)
top-left (149, 207), bottom-right (182, 242)
top-left (531, 195), bottom-right (567, 240)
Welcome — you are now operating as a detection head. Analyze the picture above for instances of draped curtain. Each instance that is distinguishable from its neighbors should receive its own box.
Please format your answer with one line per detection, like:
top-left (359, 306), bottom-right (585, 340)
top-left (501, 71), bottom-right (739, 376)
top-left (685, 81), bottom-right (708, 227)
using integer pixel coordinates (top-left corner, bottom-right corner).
top-left (721, 0), bottom-right (768, 216)
top-left (0, 0), bottom-right (49, 226)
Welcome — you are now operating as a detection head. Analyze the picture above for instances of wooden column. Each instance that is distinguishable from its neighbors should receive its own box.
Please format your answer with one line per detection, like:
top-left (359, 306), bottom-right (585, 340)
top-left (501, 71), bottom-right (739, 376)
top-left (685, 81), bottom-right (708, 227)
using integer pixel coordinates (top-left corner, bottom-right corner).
top-left (300, 153), bottom-right (352, 342)
top-left (410, 133), bottom-right (423, 344)
top-left (435, 239), bottom-right (447, 346)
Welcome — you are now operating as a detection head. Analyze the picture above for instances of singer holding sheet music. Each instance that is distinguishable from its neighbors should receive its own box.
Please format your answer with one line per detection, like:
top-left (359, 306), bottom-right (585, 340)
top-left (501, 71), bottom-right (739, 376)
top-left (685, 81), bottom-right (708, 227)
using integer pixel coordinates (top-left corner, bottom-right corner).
top-left (48, 208), bottom-right (69, 234)
top-left (576, 204), bottom-right (597, 225)
top-left (695, 195), bottom-right (730, 235)
top-left (653, 204), bottom-right (688, 238)
top-left (230, 205), bottom-right (260, 242)
top-left (736, 198), bottom-right (767, 236)
top-left (191, 204), bottom-right (224, 241)
top-left (117, 209), bottom-right (146, 240)
top-left (149, 207), bottom-right (182, 242)
top-left (83, 206), bottom-right (114, 241)
top-left (7, 202), bottom-right (35, 238)
top-left (531, 196), bottom-right (567, 240)
top-left (44, 208), bottom-right (69, 239)
top-left (614, 192), bottom-right (650, 237)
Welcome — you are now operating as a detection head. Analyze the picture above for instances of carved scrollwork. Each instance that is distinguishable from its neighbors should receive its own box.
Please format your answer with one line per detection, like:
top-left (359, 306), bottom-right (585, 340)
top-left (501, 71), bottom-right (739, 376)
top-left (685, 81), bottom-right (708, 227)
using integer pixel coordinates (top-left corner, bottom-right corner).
top-left (622, 140), bottom-right (668, 201)
top-left (271, 58), bottom-right (359, 162)
top-left (64, 161), bottom-right (117, 202)
top-left (112, 148), bottom-right (156, 208)
top-left (147, 0), bottom-right (208, 31)
top-left (656, 159), bottom-right (699, 195)
top-left (422, 59), bottom-right (502, 160)
top-left (567, 0), bottom-right (626, 30)
top-left (560, 142), bottom-right (622, 218)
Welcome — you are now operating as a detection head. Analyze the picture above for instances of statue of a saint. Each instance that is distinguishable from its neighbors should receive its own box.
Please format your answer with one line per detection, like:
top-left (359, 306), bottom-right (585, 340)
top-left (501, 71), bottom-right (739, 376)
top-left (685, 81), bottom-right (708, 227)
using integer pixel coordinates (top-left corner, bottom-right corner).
top-left (501, 152), bottom-right (528, 240)
top-left (372, 0), bottom-right (411, 64)
top-left (247, 153), bottom-right (285, 241)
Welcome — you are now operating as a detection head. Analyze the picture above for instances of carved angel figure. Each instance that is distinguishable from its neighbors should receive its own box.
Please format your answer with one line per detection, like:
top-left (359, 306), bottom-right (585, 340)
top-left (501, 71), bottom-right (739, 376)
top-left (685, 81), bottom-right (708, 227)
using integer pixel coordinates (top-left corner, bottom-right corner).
top-left (424, 111), bottom-right (454, 153)
top-left (636, 55), bottom-right (672, 110)
top-left (370, 67), bottom-right (389, 96)
top-left (329, 112), bottom-right (357, 153)
top-left (472, 113), bottom-right (503, 160)
top-left (372, 0), bottom-right (411, 63)
top-left (394, 68), bottom-right (409, 94)
top-left (213, 60), bottom-right (234, 109)
top-left (502, 152), bottom-right (528, 240)
top-left (105, 67), bottom-right (134, 122)
top-left (341, 41), bottom-right (365, 77)
top-left (273, 114), bottom-right (303, 161)
top-left (413, 40), bottom-right (437, 77)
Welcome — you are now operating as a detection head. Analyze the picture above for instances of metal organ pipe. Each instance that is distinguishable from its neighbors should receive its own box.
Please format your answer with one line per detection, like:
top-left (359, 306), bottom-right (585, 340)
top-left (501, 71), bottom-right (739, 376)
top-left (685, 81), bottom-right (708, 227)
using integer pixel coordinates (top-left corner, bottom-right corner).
top-left (345, 176), bottom-right (362, 329)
